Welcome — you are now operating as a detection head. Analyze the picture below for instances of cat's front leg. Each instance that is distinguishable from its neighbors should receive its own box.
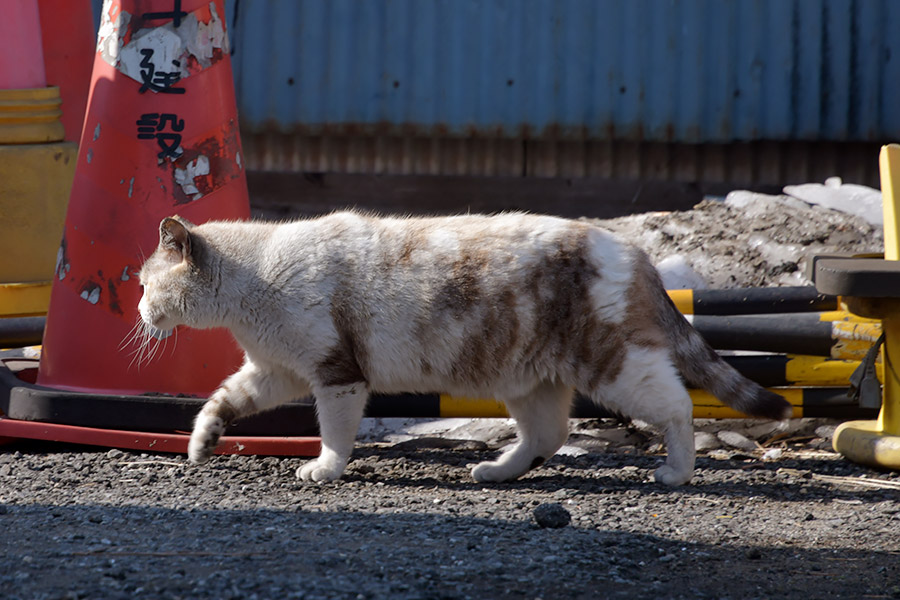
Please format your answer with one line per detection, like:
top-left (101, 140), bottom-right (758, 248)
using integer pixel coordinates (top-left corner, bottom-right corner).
top-left (297, 384), bottom-right (368, 483)
top-left (188, 360), bottom-right (308, 464)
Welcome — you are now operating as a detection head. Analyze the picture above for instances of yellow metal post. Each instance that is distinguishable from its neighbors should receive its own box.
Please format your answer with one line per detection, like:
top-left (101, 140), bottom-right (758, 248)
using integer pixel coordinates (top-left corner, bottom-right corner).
top-left (832, 145), bottom-right (900, 469)
top-left (881, 145), bottom-right (900, 261)
top-left (878, 317), bottom-right (900, 434)
top-left (0, 86), bottom-right (75, 316)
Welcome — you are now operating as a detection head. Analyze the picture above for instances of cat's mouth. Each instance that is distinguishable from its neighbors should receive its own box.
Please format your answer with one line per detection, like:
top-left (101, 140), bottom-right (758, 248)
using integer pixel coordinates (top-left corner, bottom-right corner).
top-left (139, 311), bottom-right (176, 339)
top-left (147, 326), bottom-right (173, 340)
top-left (138, 300), bottom-right (177, 336)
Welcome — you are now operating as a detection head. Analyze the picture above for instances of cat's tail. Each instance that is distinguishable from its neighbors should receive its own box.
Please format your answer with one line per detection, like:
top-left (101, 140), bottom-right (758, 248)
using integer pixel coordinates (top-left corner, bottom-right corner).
top-left (654, 276), bottom-right (793, 421)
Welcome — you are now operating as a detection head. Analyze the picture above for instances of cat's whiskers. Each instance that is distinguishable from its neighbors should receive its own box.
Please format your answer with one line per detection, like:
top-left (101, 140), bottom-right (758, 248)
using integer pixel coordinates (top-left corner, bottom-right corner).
top-left (119, 317), bottom-right (145, 352)
top-left (126, 319), bottom-right (165, 371)
top-left (129, 324), bottom-right (152, 370)
top-left (168, 326), bottom-right (179, 357)
top-left (155, 329), bottom-right (169, 363)
top-left (144, 325), bottom-right (164, 366)
top-left (121, 317), bottom-right (151, 371)
top-left (144, 336), bottom-right (160, 366)
top-left (126, 335), bottom-right (144, 370)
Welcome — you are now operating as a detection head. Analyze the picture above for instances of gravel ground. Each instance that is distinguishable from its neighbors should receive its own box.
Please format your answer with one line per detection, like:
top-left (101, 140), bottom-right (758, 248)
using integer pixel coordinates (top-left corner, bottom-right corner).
top-left (2, 431), bottom-right (899, 600)
top-left (2, 190), bottom-right (896, 599)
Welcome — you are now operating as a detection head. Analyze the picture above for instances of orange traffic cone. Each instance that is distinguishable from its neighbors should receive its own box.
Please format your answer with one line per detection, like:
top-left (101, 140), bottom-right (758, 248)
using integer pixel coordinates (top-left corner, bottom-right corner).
top-left (37, 0), bottom-right (249, 396)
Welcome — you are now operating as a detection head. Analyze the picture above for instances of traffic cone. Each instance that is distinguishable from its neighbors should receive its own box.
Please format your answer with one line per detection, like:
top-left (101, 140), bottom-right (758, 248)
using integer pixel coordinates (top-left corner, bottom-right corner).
top-left (37, 0), bottom-right (249, 396)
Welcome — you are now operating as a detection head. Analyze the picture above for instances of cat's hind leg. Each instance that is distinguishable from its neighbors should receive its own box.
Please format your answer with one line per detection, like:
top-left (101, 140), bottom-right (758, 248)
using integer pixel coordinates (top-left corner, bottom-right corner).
top-left (297, 384), bottom-right (368, 483)
top-left (188, 360), bottom-right (308, 464)
top-left (590, 347), bottom-right (695, 486)
top-left (471, 381), bottom-right (574, 483)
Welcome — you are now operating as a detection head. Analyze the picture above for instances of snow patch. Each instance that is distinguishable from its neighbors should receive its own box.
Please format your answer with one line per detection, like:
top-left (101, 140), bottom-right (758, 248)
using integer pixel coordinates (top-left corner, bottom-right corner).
top-left (784, 177), bottom-right (883, 227)
top-left (656, 255), bottom-right (708, 290)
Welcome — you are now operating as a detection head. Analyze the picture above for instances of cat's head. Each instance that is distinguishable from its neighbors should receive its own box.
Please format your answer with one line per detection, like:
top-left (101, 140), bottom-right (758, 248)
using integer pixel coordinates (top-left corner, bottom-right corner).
top-left (138, 216), bottom-right (209, 334)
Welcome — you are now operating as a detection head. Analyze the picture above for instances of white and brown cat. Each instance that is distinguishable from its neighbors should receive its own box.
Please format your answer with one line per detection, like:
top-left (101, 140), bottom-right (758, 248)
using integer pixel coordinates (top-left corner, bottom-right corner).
top-left (137, 211), bottom-right (791, 486)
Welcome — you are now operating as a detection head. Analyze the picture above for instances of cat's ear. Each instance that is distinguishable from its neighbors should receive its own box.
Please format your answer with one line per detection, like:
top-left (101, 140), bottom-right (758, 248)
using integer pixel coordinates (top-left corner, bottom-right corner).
top-left (159, 216), bottom-right (193, 263)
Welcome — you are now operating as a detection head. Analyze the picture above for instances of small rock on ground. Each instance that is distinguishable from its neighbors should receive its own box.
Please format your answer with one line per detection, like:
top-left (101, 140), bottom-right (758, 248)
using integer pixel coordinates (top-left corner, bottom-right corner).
top-left (533, 503), bottom-right (571, 528)
top-left (717, 430), bottom-right (759, 452)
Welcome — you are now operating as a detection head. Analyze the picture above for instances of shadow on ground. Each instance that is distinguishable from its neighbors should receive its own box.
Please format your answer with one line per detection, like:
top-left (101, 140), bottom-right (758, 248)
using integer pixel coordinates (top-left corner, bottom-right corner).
top-left (1, 502), bottom-right (896, 600)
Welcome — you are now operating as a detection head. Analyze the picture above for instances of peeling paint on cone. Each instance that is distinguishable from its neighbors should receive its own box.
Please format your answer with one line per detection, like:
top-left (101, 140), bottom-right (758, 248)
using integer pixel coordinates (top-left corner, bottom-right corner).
top-left (98, 1), bottom-right (228, 79)
top-left (174, 155), bottom-right (210, 199)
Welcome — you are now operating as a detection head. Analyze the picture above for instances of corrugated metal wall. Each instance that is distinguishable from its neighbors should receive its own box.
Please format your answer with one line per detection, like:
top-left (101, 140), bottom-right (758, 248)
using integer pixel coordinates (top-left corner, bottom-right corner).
top-left (91, 0), bottom-right (898, 184)
top-left (237, 134), bottom-right (881, 185)
top-left (229, 0), bottom-right (900, 143)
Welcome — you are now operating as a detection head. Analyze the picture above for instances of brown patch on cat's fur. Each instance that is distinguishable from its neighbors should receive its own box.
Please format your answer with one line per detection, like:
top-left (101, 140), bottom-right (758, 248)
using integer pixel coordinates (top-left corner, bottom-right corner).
top-left (439, 249), bottom-right (488, 320)
top-left (575, 252), bottom-right (671, 390)
top-left (578, 319), bottom-right (628, 391)
top-left (451, 288), bottom-right (520, 382)
top-left (318, 346), bottom-right (366, 387)
top-left (623, 251), bottom-right (671, 350)
top-left (219, 382), bottom-right (258, 414)
top-left (317, 284), bottom-right (369, 387)
top-left (207, 395), bottom-right (238, 424)
top-left (397, 229), bottom-right (425, 265)
top-left (521, 227), bottom-right (627, 387)
top-left (435, 248), bottom-right (521, 383)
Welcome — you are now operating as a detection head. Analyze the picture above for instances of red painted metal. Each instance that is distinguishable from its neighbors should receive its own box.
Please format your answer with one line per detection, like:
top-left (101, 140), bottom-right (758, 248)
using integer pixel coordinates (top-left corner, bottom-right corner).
top-left (0, 417), bottom-right (321, 456)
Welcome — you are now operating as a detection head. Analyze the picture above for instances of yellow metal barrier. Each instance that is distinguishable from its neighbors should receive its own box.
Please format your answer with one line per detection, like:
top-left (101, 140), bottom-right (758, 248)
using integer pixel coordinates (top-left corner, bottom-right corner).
top-left (0, 282), bottom-right (53, 318)
top-left (832, 144), bottom-right (900, 470)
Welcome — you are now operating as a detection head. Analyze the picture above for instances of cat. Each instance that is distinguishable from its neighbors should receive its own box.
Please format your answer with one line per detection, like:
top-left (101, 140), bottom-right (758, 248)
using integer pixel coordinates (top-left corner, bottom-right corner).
top-left (137, 211), bottom-right (792, 486)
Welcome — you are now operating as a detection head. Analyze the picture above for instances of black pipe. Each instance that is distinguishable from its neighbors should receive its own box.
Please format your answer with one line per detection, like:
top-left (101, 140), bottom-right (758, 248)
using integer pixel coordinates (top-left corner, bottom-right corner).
top-left (691, 286), bottom-right (838, 316)
top-left (690, 313), bottom-right (835, 356)
top-left (0, 317), bottom-right (45, 348)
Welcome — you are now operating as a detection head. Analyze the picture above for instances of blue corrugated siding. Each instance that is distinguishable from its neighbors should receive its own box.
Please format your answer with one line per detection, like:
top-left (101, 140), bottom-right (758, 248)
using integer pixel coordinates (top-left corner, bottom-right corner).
top-left (93, 0), bottom-right (900, 143)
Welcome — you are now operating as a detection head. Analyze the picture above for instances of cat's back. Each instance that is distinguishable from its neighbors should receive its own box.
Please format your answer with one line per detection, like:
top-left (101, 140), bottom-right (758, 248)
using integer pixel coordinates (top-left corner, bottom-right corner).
top-left (275, 210), bottom-right (629, 268)
top-left (203, 211), bottom-right (635, 305)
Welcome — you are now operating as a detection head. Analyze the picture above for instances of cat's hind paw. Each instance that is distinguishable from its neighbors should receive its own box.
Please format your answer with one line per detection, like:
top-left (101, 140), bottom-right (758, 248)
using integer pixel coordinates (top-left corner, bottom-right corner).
top-left (297, 458), bottom-right (345, 483)
top-left (652, 464), bottom-right (692, 486)
top-left (472, 461), bottom-right (520, 483)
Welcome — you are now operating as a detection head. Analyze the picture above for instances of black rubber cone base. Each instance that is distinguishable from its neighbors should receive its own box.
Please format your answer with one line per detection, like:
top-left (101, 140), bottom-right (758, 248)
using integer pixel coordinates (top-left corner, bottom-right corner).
top-left (0, 350), bottom-right (320, 438)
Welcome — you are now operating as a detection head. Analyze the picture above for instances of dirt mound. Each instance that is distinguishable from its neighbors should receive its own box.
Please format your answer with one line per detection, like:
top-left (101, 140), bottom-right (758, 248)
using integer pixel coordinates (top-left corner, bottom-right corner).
top-left (597, 193), bottom-right (882, 289)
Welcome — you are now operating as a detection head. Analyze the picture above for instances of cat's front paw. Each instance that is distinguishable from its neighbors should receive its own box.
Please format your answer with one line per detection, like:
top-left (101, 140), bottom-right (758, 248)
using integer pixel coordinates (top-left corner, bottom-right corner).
top-left (296, 458), bottom-right (346, 483)
top-left (187, 415), bottom-right (227, 464)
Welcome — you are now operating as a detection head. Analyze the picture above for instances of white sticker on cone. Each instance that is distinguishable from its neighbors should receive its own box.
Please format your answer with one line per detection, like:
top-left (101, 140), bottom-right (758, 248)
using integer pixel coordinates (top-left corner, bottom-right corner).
top-left (98, 1), bottom-right (229, 90)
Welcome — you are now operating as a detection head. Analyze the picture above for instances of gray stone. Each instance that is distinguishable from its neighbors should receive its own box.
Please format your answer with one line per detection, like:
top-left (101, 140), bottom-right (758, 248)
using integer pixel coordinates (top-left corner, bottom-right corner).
top-left (815, 425), bottom-right (838, 440)
top-left (533, 503), bottom-right (571, 529)
top-left (717, 431), bottom-right (758, 452)
top-left (694, 431), bottom-right (721, 451)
